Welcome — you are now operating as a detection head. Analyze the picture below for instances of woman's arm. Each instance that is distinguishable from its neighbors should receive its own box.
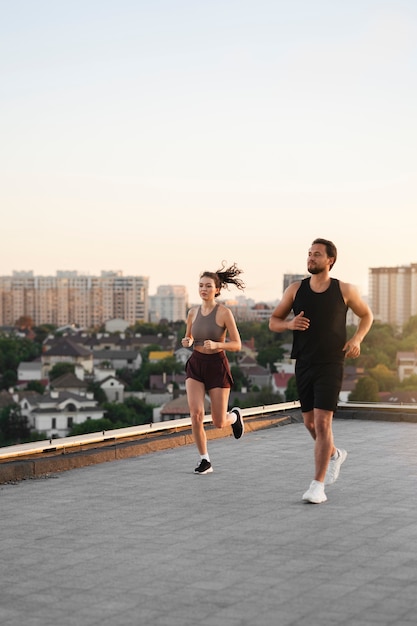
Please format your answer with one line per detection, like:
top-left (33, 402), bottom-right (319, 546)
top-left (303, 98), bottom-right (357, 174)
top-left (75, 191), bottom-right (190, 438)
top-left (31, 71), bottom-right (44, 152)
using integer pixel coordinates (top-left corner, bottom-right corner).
top-left (181, 307), bottom-right (196, 348)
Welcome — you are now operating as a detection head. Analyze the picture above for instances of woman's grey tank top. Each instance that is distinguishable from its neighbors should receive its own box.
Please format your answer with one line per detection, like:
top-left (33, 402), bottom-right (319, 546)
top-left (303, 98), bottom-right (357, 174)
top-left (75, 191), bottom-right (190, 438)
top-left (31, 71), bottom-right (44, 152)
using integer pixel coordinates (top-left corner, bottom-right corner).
top-left (191, 305), bottom-right (226, 346)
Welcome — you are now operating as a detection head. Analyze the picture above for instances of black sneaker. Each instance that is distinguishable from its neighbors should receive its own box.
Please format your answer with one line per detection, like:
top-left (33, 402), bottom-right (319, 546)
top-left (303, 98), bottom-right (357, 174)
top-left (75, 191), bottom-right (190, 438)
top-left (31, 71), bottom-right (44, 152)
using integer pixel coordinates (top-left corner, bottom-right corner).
top-left (194, 459), bottom-right (213, 475)
top-left (231, 407), bottom-right (244, 439)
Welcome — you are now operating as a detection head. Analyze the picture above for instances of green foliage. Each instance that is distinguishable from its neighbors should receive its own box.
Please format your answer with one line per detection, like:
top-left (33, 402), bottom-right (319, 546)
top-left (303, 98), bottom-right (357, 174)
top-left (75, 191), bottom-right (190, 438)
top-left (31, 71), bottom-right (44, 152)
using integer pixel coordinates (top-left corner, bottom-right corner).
top-left (174, 321), bottom-right (187, 346)
top-left (26, 381), bottom-right (46, 394)
top-left (237, 321), bottom-right (290, 348)
top-left (68, 398), bottom-right (153, 436)
top-left (87, 381), bottom-right (107, 405)
top-left (1, 369), bottom-right (17, 390)
top-left (0, 404), bottom-right (31, 446)
top-left (124, 396), bottom-right (153, 421)
top-left (103, 399), bottom-right (152, 426)
top-left (398, 374), bottom-right (417, 391)
top-left (118, 357), bottom-right (184, 391)
top-left (256, 346), bottom-right (284, 372)
top-left (49, 363), bottom-right (75, 380)
top-left (33, 324), bottom-right (57, 344)
top-left (285, 376), bottom-right (298, 402)
top-left (352, 322), bottom-right (398, 369)
top-left (368, 364), bottom-right (398, 392)
top-left (230, 365), bottom-right (249, 392)
top-left (349, 376), bottom-right (379, 402)
top-left (0, 335), bottom-right (41, 389)
top-left (401, 315), bottom-right (417, 337)
top-left (230, 388), bottom-right (284, 409)
top-left (69, 418), bottom-right (116, 436)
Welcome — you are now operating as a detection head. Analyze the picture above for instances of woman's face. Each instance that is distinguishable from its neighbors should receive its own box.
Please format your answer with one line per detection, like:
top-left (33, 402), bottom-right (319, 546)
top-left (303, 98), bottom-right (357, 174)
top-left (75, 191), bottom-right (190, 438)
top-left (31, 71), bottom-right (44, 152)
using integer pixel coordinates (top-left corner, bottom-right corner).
top-left (199, 276), bottom-right (218, 300)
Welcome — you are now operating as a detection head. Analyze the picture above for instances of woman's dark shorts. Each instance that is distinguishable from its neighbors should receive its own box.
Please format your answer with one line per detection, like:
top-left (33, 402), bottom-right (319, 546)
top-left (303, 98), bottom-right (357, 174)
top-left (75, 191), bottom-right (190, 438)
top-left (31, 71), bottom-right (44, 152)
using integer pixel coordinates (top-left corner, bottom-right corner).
top-left (295, 361), bottom-right (344, 413)
top-left (185, 350), bottom-right (233, 391)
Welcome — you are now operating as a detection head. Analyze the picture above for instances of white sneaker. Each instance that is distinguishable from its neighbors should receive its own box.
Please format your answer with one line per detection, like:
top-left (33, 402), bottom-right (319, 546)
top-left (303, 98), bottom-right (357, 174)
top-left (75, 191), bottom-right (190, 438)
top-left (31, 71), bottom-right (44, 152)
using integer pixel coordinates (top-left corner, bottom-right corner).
top-left (325, 448), bottom-right (347, 485)
top-left (302, 480), bottom-right (327, 504)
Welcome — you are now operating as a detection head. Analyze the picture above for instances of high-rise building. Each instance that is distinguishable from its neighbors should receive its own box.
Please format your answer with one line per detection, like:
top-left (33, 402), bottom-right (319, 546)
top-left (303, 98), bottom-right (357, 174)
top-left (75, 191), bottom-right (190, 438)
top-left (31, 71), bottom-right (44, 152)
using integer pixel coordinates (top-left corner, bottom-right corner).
top-left (149, 285), bottom-right (188, 323)
top-left (369, 264), bottom-right (417, 328)
top-left (0, 271), bottom-right (149, 328)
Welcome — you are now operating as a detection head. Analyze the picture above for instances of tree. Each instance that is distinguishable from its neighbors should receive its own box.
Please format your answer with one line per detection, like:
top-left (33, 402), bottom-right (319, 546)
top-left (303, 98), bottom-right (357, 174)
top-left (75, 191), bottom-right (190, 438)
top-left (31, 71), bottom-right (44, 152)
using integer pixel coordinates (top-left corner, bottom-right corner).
top-left (0, 335), bottom-right (40, 389)
top-left (26, 381), bottom-right (46, 394)
top-left (1, 369), bottom-right (17, 390)
top-left (231, 388), bottom-right (284, 409)
top-left (256, 346), bottom-right (285, 372)
top-left (49, 363), bottom-right (75, 381)
top-left (353, 322), bottom-right (398, 369)
top-left (230, 365), bottom-right (249, 392)
top-left (33, 324), bottom-right (57, 345)
top-left (69, 418), bottom-right (115, 436)
top-left (15, 315), bottom-right (34, 330)
top-left (102, 400), bottom-right (152, 426)
top-left (87, 381), bottom-right (107, 405)
top-left (349, 376), bottom-right (379, 402)
top-left (368, 364), bottom-right (398, 392)
top-left (285, 376), bottom-right (298, 402)
top-left (125, 356), bottom-right (184, 391)
top-left (0, 404), bottom-right (31, 446)
top-left (237, 321), bottom-right (291, 351)
top-left (124, 396), bottom-right (153, 423)
top-left (398, 374), bottom-right (417, 391)
top-left (402, 315), bottom-right (417, 337)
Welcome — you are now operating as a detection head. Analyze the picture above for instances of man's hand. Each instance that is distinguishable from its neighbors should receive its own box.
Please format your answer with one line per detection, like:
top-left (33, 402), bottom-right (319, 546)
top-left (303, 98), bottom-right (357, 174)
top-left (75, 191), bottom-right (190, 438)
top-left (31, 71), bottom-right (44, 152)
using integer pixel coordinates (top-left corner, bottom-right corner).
top-left (343, 339), bottom-right (360, 358)
top-left (290, 311), bottom-right (310, 331)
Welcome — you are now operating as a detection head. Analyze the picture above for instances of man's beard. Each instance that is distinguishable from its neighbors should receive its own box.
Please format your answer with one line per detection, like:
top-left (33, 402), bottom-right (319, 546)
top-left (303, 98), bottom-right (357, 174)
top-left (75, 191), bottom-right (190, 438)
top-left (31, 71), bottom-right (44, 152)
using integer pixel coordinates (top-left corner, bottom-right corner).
top-left (308, 266), bottom-right (324, 275)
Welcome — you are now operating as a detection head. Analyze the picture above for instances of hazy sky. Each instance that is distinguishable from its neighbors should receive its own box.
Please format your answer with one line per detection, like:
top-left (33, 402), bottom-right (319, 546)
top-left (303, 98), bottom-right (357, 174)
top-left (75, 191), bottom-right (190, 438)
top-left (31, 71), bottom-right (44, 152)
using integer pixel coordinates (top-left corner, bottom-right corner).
top-left (1, 0), bottom-right (416, 303)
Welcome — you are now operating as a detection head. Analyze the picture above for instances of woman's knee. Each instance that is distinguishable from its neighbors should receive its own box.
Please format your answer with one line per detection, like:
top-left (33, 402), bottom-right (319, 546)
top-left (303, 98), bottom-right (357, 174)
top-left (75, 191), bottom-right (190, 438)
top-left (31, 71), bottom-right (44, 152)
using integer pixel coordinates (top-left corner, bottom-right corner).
top-left (190, 409), bottom-right (205, 425)
top-left (211, 413), bottom-right (228, 429)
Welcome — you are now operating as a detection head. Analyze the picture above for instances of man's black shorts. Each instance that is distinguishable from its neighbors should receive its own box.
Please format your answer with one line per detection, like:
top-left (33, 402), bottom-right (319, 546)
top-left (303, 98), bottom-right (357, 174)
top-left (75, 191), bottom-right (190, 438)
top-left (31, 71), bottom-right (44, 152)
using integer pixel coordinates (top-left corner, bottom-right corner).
top-left (295, 361), bottom-right (344, 413)
top-left (185, 350), bottom-right (233, 391)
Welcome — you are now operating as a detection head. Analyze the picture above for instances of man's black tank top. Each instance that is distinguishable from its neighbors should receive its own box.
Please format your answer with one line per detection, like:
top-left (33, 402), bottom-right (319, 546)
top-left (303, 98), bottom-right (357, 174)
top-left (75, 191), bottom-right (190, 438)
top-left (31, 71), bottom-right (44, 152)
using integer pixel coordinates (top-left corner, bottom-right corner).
top-left (291, 278), bottom-right (348, 364)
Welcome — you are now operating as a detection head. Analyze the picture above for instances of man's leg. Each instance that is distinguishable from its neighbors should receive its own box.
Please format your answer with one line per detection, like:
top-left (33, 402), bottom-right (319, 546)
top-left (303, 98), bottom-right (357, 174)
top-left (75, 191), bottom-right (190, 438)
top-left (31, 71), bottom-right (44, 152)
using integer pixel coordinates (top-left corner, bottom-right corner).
top-left (312, 408), bottom-right (335, 483)
top-left (302, 408), bottom-right (336, 503)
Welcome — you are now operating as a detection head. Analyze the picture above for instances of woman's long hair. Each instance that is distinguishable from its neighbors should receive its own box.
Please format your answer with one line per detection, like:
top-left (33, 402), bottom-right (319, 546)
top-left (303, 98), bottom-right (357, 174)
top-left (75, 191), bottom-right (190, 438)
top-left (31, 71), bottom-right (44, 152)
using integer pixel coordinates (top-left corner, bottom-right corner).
top-left (201, 262), bottom-right (245, 297)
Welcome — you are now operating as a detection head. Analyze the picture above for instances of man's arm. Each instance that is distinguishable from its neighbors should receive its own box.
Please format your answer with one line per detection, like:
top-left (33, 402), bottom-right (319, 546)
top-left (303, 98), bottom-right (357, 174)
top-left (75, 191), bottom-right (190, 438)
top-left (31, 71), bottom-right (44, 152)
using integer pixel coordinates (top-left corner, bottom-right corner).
top-left (341, 282), bottom-right (374, 357)
top-left (269, 282), bottom-right (310, 333)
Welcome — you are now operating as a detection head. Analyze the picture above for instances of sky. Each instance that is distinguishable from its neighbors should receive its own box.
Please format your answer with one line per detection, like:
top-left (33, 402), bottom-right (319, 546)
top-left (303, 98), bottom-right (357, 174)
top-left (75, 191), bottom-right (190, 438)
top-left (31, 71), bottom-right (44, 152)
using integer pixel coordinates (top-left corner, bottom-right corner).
top-left (1, 0), bottom-right (416, 304)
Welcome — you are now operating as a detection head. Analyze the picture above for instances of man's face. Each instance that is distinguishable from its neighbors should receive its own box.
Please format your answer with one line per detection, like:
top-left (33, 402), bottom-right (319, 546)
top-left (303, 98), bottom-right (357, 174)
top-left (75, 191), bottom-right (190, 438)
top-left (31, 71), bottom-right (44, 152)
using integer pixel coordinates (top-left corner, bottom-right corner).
top-left (307, 244), bottom-right (333, 274)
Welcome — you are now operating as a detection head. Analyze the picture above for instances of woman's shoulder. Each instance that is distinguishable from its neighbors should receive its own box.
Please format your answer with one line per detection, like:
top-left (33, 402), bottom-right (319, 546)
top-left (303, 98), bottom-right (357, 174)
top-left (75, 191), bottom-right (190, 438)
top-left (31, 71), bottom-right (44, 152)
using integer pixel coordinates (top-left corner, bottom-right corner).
top-left (215, 302), bottom-right (234, 320)
top-left (216, 302), bottom-right (230, 313)
top-left (187, 305), bottom-right (199, 318)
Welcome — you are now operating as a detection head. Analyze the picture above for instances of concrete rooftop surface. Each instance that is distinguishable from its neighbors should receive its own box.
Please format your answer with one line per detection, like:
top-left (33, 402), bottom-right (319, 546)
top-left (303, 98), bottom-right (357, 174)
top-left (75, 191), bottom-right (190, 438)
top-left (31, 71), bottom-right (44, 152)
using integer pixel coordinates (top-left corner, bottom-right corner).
top-left (1, 417), bottom-right (417, 626)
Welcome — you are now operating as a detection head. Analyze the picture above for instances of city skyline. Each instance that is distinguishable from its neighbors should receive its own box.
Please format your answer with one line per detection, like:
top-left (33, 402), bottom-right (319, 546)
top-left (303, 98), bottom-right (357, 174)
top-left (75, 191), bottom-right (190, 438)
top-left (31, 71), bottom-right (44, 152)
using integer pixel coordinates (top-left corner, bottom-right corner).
top-left (1, 1), bottom-right (416, 303)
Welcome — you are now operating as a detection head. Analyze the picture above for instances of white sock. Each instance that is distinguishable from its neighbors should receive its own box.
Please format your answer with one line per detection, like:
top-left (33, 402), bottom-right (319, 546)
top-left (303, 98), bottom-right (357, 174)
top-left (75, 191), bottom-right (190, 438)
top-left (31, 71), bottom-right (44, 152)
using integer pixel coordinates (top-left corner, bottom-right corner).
top-left (229, 412), bottom-right (237, 424)
top-left (201, 454), bottom-right (210, 462)
top-left (331, 449), bottom-right (339, 460)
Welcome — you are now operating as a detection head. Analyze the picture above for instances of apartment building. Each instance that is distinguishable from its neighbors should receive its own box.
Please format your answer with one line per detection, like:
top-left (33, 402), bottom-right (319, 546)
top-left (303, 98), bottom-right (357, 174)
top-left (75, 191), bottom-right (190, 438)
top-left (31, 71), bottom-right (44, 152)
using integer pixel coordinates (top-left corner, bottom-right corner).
top-left (0, 271), bottom-right (149, 328)
top-left (148, 285), bottom-right (188, 322)
top-left (369, 264), bottom-right (417, 329)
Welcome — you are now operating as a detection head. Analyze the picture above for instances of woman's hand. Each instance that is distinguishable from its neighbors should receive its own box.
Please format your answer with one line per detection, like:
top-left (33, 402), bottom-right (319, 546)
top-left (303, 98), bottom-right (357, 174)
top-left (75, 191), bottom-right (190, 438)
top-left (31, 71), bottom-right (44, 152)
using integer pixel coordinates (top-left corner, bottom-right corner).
top-left (203, 340), bottom-right (218, 350)
top-left (182, 336), bottom-right (194, 348)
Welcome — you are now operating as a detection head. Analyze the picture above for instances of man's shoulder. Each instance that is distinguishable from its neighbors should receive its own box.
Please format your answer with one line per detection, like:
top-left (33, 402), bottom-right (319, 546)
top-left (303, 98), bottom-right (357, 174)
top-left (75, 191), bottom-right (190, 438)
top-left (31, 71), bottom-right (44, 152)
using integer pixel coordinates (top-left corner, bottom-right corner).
top-left (292, 278), bottom-right (307, 293)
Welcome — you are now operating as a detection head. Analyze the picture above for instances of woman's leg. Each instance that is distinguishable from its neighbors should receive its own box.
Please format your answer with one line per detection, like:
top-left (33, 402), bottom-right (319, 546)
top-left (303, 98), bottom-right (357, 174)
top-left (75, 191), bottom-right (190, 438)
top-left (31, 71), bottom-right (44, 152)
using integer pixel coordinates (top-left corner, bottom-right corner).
top-left (209, 387), bottom-right (233, 429)
top-left (186, 378), bottom-right (208, 455)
